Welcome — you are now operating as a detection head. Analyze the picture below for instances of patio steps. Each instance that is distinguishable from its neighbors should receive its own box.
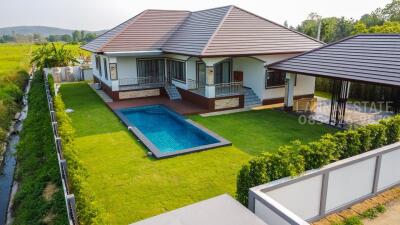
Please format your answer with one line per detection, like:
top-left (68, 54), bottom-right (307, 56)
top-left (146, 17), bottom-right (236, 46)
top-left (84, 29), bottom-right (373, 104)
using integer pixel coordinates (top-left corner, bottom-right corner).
top-left (165, 84), bottom-right (182, 100)
top-left (244, 88), bottom-right (262, 107)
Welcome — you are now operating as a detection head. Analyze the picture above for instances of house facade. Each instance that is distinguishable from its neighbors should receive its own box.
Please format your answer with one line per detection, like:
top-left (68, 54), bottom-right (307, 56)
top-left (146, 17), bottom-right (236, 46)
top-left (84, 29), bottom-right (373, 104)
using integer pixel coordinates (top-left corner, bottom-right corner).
top-left (82, 6), bottom-right (322, 111)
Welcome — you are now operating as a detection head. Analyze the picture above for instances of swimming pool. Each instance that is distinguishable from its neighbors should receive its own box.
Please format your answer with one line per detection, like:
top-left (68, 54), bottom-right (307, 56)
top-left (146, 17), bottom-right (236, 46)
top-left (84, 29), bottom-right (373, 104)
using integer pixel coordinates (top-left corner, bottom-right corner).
top-left (115, 105), bottom-right (231, 158)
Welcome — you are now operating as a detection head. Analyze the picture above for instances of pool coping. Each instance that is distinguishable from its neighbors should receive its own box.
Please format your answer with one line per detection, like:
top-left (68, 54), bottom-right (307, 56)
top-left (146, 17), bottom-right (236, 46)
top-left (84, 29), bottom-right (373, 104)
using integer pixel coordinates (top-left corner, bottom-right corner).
top-left (113, 104), bottom-right (232, 159)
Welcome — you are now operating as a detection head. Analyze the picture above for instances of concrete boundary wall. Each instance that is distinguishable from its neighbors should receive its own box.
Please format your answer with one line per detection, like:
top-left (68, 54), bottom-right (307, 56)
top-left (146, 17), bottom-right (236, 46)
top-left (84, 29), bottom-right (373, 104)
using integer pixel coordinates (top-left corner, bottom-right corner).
top-left (249, 142), bottom-right (400, 225)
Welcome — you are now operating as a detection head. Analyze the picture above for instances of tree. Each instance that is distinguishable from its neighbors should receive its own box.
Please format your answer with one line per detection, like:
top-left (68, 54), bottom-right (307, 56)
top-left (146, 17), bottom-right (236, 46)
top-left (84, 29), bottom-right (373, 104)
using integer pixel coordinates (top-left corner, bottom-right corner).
top-left (61, 34), bottom-right (72, 42)
top-left (31, 43), bottom-right (79, 69)
top-left (360, 9), bottom-right (385, 27)
top-left (382, 0), bottom-right (400, 21)
top-left (72, 30), bottom-right (81, 42)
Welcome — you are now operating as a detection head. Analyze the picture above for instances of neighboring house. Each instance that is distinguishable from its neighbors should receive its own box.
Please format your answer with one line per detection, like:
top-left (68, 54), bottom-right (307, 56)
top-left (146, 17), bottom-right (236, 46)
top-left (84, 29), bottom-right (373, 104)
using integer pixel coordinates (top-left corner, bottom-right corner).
top-left (82, 5), bottom-right (322, 111)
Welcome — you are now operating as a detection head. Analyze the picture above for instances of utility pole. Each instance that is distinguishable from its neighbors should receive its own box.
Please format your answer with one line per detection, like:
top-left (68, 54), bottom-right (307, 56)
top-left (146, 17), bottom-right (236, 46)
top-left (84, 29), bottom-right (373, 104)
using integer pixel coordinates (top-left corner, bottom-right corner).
top-left (317, 20), bottom-right (322, 41)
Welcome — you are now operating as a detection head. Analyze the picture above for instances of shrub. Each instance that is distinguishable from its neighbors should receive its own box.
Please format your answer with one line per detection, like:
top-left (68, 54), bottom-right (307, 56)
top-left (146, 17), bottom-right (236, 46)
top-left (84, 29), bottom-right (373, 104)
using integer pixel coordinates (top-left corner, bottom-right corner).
top-left (357, 126), bottom-right (372, 152)
top-left (380, 115), bottom-right (400, 144)
top-left (54, 93), bottom-right (106, 224)
top-left (236, 114), bottom-right (400, 206)
top-left (366, 123), bottom-right (387, 149)
top-left (48, 74), bottom-right (56, 96)
top-left (341, 129), bottom-right (363, 159)
top-left (299, 134), bottom-right (338, 170)
top-left (13, 72), bottom-right (68, 225)
top-left (236, 145), bottom-right (305, 205)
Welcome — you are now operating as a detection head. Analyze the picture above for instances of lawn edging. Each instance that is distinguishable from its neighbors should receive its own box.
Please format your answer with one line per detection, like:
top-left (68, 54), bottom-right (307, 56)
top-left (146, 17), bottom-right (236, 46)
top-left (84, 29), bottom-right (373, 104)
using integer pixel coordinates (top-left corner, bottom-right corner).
top-left (237, 115), bottom-right (400, 205)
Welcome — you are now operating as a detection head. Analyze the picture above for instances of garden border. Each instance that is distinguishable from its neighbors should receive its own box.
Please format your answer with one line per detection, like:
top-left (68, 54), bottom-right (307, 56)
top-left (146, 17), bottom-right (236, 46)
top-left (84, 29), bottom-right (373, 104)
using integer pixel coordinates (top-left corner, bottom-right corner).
top-left (44, 73), bottom-right (78, 225)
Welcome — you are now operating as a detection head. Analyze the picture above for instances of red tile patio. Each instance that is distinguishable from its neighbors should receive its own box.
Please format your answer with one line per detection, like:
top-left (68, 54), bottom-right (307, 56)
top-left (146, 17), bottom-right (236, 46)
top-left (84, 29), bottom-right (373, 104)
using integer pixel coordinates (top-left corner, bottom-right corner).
top-left (107, 96), bottom-right (208, 115)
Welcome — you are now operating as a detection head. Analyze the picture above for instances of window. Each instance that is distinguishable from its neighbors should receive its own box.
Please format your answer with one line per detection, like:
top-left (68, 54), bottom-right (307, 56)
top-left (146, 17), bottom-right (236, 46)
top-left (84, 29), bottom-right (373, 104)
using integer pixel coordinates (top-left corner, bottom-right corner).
top-left (265, 70), bottom-right (296, 88)
top-left (167, 59), bottom-right (186, 82)
top-left (103, 58), bottom-right (108, 80)
top-left (137, 59), bottom-right (165, 83)
top-left (95, 55), bottom-right (102, 76)
top-left (214, 60), bottom-right (231, 84)
top-left (109, 63), bottom-right (118, 80)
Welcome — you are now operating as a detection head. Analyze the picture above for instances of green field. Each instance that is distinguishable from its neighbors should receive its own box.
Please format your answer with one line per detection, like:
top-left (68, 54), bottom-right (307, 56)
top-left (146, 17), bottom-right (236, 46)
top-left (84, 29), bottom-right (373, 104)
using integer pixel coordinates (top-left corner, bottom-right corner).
top-left (60, 82), bottom-right (335, 224)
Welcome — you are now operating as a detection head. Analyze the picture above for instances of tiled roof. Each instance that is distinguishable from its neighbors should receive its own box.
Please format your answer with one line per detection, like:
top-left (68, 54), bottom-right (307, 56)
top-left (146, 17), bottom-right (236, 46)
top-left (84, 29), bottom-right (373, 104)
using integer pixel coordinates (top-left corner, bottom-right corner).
top-left (82, 5), bottom-right (322, 56)
top-left (269, 34), bottom-right (400, 86)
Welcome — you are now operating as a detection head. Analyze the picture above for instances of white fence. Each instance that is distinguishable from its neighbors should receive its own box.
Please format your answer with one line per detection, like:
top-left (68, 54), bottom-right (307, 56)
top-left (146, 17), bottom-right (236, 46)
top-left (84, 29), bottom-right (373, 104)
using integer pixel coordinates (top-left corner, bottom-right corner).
top-left (249, 142), bottom-right (400, 225)
top-left (44, 66), bottom-right (93, 82)
top-left (44, 74), bottom-right (78, 225)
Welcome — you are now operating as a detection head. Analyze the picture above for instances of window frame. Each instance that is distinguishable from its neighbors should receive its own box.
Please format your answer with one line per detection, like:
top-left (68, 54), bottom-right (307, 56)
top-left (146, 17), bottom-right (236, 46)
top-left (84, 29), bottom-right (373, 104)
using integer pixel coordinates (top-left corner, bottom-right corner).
top-left (103, 58), bottom-right (108, 80)
top-left (214, 59), bottom-right (232, 84)
top-left (265, 70), bottom-right (297, 89)
top-left (167, 59), bottom-right (186, 83)
top-left (109, 63), bottom-right (118, 80)
top-left (136, 58), bottom-right (166, 79)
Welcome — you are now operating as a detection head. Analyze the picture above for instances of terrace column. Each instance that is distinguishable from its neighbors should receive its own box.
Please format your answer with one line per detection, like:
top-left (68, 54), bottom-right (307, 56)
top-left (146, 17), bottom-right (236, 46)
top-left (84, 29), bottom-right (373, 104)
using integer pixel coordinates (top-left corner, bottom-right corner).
top-left (201, 57), bottom-right (228, 98)
top-left (205, 66), bottom-right (215, 98)
top-left (284, 72), bottom-right (296, 111)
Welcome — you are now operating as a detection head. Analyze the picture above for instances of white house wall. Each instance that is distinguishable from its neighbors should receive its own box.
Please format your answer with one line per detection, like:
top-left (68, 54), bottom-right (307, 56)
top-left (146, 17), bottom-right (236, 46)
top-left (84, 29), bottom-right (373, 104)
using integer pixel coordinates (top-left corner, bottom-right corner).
top-left (232, 57), bottom-right (265, 100)
top-left (92, 53), bottom-right (111, 87)
top-left (233, 54), bottom-right (315, 101)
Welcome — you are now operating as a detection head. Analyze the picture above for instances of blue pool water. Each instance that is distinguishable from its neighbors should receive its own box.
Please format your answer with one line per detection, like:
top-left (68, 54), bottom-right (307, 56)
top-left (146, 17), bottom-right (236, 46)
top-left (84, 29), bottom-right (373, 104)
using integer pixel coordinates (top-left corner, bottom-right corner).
top-left (117, 105), bottom-right (220, 153)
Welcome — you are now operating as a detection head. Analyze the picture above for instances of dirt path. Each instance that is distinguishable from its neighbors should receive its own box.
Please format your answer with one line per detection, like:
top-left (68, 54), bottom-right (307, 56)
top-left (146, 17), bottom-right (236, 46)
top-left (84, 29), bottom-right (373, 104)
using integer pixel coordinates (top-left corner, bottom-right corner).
top-left (363, 198), bottom-right (400, 225)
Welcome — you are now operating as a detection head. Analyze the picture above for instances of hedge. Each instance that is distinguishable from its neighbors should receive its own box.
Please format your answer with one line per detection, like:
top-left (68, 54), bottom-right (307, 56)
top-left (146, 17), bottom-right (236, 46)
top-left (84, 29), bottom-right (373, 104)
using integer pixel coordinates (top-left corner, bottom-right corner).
top-left (13, 71), bottom-right (68, 225)
top-left (236, 115), bottom-right (400, 206)
top-left (52, 80), bottom-right (106, 224)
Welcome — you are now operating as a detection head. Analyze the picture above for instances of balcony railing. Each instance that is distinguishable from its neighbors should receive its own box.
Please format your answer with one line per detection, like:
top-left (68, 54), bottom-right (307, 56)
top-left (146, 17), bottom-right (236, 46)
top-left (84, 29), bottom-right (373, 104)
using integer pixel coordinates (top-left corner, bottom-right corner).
top-left (188, 79), bottom-right (206, 96)
top-left (188, 79), bottom-right (243, 97)
top-left (215, 81), bottom-right (243, 97)
top-left (119, 76), bottom-right (164, 90)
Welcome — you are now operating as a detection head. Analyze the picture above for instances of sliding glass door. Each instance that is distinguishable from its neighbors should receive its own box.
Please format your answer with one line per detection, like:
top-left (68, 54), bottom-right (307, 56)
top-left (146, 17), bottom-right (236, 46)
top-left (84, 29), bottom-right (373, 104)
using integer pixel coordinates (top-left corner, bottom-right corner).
top-left (137, 59), bottom-right (165, 84)
top-left (214, 60), bottom-right (231, 84)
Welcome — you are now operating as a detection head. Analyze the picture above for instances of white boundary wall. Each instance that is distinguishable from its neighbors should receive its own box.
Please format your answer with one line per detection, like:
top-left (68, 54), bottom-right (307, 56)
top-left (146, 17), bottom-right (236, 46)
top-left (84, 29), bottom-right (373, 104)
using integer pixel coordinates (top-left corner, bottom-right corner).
top-left (249, 142), bottom-right (400, 225)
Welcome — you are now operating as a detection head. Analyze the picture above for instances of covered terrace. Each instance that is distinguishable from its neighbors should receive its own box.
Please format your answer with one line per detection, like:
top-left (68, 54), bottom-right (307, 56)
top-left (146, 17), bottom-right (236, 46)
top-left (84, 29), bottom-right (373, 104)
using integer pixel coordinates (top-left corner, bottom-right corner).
top-left (268, 34), bottom-right (400, 127)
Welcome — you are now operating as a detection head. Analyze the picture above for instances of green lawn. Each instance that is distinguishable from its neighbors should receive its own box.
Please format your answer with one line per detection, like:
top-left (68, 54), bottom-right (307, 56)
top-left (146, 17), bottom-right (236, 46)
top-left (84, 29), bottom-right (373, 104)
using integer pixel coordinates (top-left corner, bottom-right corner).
top-left (60, 83), bottom-right (336, 224)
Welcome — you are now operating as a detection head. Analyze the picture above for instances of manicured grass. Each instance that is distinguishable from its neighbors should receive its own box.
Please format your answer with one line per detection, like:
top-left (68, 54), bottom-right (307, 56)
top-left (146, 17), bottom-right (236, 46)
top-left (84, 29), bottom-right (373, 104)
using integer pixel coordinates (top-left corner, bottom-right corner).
top-left (190, 110), bottom-right (336, 155)
top-left (60, 83), bottom-right (335, 224)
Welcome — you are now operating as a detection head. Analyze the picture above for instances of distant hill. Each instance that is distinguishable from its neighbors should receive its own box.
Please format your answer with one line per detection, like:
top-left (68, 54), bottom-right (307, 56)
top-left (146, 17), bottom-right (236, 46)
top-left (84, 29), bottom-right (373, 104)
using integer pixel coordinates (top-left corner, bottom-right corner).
top-left (0, 26), bottom-right (106, 36)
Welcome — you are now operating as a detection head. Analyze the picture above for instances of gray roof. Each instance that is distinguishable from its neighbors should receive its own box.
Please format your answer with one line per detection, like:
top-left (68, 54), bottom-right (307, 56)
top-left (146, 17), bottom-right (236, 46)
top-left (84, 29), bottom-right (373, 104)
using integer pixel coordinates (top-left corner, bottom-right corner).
top-left (130, 194), bottom-right (268, 225)
top-left (269, 34), bottom-right (400, 86)
top-left (82, 5), bottom-right (322, 56)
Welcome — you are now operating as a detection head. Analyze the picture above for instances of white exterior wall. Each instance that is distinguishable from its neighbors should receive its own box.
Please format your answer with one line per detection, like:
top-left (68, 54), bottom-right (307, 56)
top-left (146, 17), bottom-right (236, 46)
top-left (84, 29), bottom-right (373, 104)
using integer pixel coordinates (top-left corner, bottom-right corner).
top-left (232, 57), bottom-right (265, 100)
top-left (232, 54), bottom-right (315, 101)
top-left (92, 53), bottom-right (111, 86)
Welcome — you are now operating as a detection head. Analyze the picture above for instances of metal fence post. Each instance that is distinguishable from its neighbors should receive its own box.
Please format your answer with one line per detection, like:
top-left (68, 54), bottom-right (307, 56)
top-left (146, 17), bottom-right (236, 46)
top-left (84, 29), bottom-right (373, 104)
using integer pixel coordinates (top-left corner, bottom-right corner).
top-left (319, 172), bottom-right (329, 216)
top-left (372, 155), bottom-right (382, 193)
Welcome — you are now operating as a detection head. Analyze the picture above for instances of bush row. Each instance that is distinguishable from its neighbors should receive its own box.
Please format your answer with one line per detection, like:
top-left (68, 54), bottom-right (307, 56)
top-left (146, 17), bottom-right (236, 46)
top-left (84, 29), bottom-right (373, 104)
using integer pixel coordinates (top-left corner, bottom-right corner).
top-left (236, 115), bottom-right (400, 205)
top-left (13, 71), bottom-right (67, 225)
top-left (51, 74), bottom-right (105, 224)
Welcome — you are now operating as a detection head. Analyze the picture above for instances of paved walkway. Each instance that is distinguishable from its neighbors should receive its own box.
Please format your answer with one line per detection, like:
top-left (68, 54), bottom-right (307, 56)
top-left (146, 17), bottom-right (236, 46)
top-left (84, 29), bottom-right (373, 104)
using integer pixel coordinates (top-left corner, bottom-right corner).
top-left (89, 83), bottom-right (113, 103)
top-left (363, 198), bottom-right (400, 225)
top-left (308, 97), bottom-right (393, 126)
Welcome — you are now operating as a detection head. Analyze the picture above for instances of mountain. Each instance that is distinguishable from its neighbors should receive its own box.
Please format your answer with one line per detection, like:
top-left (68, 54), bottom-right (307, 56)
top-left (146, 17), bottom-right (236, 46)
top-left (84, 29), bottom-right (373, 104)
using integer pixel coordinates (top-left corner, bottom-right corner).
top-left (0, 26), bottom-right (106, 36)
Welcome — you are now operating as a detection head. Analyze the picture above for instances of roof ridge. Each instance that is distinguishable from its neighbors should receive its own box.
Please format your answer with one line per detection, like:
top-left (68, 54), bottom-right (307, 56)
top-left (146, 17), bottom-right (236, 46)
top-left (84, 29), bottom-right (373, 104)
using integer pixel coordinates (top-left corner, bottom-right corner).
top-left (97, 10), bottom-right (149, 52)
top-left (200, 5), bottom-right (234, 55)
top-left (231, 5), bottom-right (324, 45)
top-left (193, 5), bottom-right (233, 13)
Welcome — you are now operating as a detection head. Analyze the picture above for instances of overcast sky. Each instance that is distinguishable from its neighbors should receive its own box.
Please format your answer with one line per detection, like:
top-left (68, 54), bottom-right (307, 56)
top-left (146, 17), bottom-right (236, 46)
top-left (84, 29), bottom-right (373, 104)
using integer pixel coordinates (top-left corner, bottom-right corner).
top-left (1, 0), bottom-right (391, 31)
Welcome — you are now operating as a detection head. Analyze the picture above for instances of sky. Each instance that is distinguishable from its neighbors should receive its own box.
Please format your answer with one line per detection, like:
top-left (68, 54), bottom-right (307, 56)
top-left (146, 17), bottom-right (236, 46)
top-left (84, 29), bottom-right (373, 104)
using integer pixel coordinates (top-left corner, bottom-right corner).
top-left (1, 0), bottom-right (392, 31)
